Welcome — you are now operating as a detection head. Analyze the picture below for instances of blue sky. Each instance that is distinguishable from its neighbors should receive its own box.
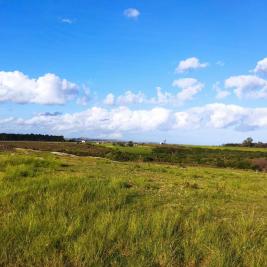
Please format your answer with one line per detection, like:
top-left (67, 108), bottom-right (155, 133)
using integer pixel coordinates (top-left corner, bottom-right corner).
top-left (1, 0), bottom-right (267, 144)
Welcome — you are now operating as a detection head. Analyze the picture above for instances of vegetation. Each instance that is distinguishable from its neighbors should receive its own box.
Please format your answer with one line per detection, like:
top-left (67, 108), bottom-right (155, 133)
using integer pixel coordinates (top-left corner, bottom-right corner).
top-left (0, 149), bottom-right (266, 266)
top-left (0, 141), bottom-right (112, 157)
top-left (2, 141), bottom-right (267, 171)
top-left (148, 145), bottom-right (267, 171)
top-left (0, 133), bottom-right (64, 142)
top-left (225, 137), bottom-right (267, 148)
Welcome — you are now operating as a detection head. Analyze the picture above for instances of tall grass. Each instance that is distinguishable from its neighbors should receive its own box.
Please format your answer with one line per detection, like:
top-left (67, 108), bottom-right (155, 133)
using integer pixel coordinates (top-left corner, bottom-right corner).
top-left (0, 151), bottom-right (266, 266)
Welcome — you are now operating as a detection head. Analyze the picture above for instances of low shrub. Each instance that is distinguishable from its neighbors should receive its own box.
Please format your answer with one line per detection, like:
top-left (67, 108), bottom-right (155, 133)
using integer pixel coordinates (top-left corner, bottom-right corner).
top-left (4, 164), bottom-right (36, 181)
top-left (251, 158), bottom-right (267, 171)
top-left (2, 155), bottom-right (58, 181)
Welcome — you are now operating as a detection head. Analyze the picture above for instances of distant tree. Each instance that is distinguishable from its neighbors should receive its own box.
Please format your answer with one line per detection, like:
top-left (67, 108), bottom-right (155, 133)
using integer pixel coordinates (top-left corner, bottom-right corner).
top-left (0, 133), bottom-right (64, 142)
top-left (127, 141), bottom-right (134, 147)
top-left (242, 137), bottom-right (253, 147)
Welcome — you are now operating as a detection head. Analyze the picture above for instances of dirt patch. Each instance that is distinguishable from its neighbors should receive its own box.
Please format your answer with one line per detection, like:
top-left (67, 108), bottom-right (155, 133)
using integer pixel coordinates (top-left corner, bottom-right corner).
top-left (251, 158), bottom-right (267, 171)
top-left (51, 151), bottom-right (78, 157)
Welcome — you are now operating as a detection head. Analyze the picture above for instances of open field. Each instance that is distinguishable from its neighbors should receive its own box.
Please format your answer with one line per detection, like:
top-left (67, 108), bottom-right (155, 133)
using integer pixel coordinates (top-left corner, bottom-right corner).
top-left (0, 147), bottom-right (266, 266)
top-left (2, 141), bottom-right (267, 171)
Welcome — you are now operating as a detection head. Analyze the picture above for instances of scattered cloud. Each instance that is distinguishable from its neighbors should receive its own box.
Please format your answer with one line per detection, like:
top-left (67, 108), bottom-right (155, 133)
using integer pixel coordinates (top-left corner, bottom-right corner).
top-left (39, 112), bottom-right (62, 117)
top-left (152, 79), bottom-right (203, 105)
top-left (123, 8), bottom-right (140, 19)
top-left (150, 87), bottom-right (173, 105)
top-left (104, 79), bottom-right (203, 107)
top-left (2, 104), bottom-right (267, 137)
top-left (0, 71), bottom-right (78, 105)
top-left (7, 107), bottom-right (170, 135)
top-left (76, 85), bottom-right (91, 106)
top-left (225, 75), bottom-right (267, 99)
top-left (104, 91), bottom-right (145, 106)
top-left (175, 57), bottom-right (208, 73)
top-left (172, 78), bottom-right (204, 102)
top-left (253, 57), bottom-right (267, 73)
top-left (216, 90), bottom-right (231, 99)
top-left (174, 103), bottom-right (267, 131)
top-left (117, 91), bottom-right (145, 105)
top-left (61, 18), bottom-right (74, 24)
top-left (216, 60), bottom-right (225, 67)
top-left (213, 82), bottom-right (231, 99)
top-left (104, 93), bottom-right (115, 105)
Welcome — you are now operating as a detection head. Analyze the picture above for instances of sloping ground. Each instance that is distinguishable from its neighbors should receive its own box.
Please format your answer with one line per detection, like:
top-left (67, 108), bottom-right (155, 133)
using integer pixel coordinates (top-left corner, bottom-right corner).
top-left (0, 150), bottom-right (266, 266)
top-left (2, 141), bottom-right (267, 171)
top-left (0, 141), bottom-right (112, 157)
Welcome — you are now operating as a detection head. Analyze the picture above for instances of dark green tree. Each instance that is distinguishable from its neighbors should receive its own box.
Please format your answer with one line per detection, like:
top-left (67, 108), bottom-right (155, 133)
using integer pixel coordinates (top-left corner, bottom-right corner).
top-left (242, 137), bottom-right (253, 147)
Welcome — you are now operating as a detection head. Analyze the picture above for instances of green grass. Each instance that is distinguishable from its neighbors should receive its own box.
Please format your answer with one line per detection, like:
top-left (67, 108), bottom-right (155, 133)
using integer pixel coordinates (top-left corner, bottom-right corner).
top-left (3, 141), bottom-right (267, 171)
top-left (100, 143), bottom-right (153, 155)
top-left (186, 144), bottom-right (267, 152)
top-left (0, 150), bottom-right (266, 266)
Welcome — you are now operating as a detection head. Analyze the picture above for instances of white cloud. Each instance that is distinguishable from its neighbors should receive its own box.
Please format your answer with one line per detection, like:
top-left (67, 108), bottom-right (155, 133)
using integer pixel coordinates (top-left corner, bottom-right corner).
top-left (3, 104), bottom-right (267, 137)
top-left (225, 75), bottom-right (267, 99)
top-left (103, 93), bottom-right (115, 105)
top-left (151, 87), bottom-right (173, 105)
top-left (0, 71), bottom-right (78, 104)
top-left (117, 91), bottom-right (145, 105)
top-left (253, 57), bottom-right (267, 73)
top-left (104, 91), bottom-right (149, 106)
top-left (0, 117), bottom-right (14, 124)
top-left (16, 106), bottom-right (171, 134)
top-left (105, 80), bottom-right (203, 107)
top-left (216, 90), bottom-right (231, 99)
top-left (216, 60), bottom-right (225, 67)
top-left (123, 8), bottom-right (140, 19)
top-left (174, 103), bottom-right (267, 131)
top-left (172, 78), bottom-right (204, 102)
top-left (76, 85), bottom-right (91, 106)
top-left (61, 18), bottom-right (74, 24)
top-left (175, 57), bottom-right (208, 73)
top-left (213, 82), bottom-right (231, 99)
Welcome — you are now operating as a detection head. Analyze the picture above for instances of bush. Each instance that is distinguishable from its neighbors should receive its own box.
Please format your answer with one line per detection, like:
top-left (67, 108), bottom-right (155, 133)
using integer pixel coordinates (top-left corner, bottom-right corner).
top-left (108, 151), bottom-right (138, 162)
top-left (127, 141), bottom-right (134, 147)
top-left (251, 158), bottom-right (267, 171)
top-left (4, 164), bottom-right (36, 181)
top-left (2, 156), bottom-right (58, 181)
top-left (0, 144), bottom-right (14, 151)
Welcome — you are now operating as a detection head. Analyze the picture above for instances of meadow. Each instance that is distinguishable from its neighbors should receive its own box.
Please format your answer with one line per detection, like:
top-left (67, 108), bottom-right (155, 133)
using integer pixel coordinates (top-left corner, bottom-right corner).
top-left (2, 141), bottom-right (267, 171)
top-left (0, 144), bottom-right (266, 266)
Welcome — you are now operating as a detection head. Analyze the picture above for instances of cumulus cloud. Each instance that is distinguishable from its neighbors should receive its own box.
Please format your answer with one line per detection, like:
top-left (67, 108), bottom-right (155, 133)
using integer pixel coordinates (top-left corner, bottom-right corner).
top-left (76, 85), bottom-right (91, 106)
top-left (117, 91), bottom-right (145, 105)
top-left (213, 82), bottom-right (231, 99)
top-left (225, 75), bottom-right (267, 99)
top-left (150, 87), bottom-right (173, 105)
top-left (175, 57), bottom-right (208, 73)
top-left (39, 112), bottom-right (62, 117)
top-left (216, 90), bottom-right (231, 99)
top-left (104, 91), bottom-right (146, 106)
top-left (151, 79), bottom-right (203, 105)
top-left (9, 107), bottom-right (171, 135)
top-left (61, 18), bottom-right (74, 24)
top-left (3, 103), bottom-right (267, 138)
top-left (216, 60), bottom-right (225, 67)
top-left (0, 71), bottom-right (78, 104)
top-left (123, 8), bottom-right (140, 19)
top-left (105, 79), bottom-right (203, 107)
top-left (103, 93), bottom-right (115, 105)
top-left (253, 57), bottom-right (267, 73)
top-left (174, 103), bottom-right (267, 131)
top-left (172, 78), bottom-right (204, 102)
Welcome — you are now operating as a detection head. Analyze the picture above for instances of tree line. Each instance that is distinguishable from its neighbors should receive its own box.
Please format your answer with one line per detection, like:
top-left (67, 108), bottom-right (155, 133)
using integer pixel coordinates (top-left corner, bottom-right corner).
top-left (224, 137), bottom-right (267, 148)
top-left (0, 133), bottom-right (65, 142)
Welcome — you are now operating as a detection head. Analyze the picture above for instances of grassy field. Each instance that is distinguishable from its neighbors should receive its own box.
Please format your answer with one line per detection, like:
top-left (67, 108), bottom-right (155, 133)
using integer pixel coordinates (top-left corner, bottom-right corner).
top-left (0, 148), bottom-right (266, 266)
top-left (2, 141), bottom-right (267, 171)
